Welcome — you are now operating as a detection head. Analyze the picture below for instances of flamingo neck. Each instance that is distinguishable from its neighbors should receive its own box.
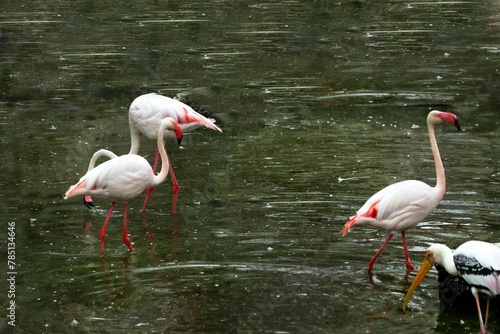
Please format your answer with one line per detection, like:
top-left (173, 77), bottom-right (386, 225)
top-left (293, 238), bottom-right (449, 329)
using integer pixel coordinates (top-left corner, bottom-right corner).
top-left (150, 122), bottom-right (170, 186)
top-left (428, 121), bottom-right (445, 198)
top-left (128, 119), bottom-right (141, 155)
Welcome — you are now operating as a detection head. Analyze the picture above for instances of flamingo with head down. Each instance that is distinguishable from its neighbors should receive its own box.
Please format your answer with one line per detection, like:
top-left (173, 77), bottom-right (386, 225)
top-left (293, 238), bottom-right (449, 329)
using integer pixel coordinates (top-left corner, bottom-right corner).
top-left (65, 117), bottom-right (183, 252)
top-left (84, 93), bottom-right (222, 213)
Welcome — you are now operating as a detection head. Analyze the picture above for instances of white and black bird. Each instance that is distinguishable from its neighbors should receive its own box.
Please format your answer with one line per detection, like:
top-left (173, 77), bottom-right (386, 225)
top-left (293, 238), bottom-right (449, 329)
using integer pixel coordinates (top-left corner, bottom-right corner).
top-left (402, 240), bottom-right (500, 334)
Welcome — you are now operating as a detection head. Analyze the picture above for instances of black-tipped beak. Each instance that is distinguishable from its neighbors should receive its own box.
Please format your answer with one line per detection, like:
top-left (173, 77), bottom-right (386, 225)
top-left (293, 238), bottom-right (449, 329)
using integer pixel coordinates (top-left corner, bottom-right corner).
top-left (83, 195), bottom-right (95, 209)
top-left (454, 119), bottom-right (461, 131)
top-left (177, 135), bottom-right (183, 146)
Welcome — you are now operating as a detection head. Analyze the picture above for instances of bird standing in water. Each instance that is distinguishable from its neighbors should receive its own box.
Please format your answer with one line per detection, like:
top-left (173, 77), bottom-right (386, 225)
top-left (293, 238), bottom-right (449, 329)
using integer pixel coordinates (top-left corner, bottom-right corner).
top-left (65, 117), bottom-right (183, 252)
top-left (341, 110), bottom-right (460, 272)
top-left (128, 93), bottom-right (222, 213)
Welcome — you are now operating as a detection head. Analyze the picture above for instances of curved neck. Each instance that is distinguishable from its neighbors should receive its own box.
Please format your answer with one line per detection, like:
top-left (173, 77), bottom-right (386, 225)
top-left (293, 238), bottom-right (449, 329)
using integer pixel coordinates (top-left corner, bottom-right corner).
top-left (150, 122), bottom-right (170, 186)
top-left (87, 149), bottom-right (117, 171)
top-left (428, 121), bottom-right (445, 198)
top-left (128, 118), bottom-right (140, 155)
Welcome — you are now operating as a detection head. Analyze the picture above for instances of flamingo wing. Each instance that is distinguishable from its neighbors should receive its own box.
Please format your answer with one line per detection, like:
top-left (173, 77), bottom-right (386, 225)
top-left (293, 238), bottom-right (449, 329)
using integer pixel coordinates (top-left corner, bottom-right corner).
top-left (65, 155), bottom-right (154, 202)
top-left (129, 93), bottom-right (221, 140)
top-left (343, 179), bottom-right (441, 234)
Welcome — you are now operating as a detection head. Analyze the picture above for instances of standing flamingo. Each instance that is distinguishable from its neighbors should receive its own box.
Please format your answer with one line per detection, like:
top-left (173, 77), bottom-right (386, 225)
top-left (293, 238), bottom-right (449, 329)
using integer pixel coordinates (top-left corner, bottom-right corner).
top-left (65, 117), bottom-right (183, 252)
top-left (341, 110), bottom-right (460, 272)
top-left (402, 241), bottom-right (500, 334)
top-left (128, 93), bottom-right (222, 213)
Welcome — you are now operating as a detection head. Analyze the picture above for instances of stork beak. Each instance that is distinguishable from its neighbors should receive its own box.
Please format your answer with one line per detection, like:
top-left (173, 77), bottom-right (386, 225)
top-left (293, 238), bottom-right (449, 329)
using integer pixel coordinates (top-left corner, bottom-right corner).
top-left (402, 250), bottom-right (435, 311)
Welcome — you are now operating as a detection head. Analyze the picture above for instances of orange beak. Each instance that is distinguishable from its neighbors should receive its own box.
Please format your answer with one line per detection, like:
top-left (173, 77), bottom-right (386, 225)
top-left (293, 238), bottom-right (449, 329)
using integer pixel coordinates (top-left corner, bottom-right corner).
top-left (402, 250), bottom-right (435, 312)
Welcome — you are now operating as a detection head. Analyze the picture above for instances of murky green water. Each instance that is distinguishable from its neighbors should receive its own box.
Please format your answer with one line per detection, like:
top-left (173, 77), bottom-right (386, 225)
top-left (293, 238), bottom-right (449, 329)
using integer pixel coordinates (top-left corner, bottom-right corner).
top-left (2, 1), bottom-right (500, 333)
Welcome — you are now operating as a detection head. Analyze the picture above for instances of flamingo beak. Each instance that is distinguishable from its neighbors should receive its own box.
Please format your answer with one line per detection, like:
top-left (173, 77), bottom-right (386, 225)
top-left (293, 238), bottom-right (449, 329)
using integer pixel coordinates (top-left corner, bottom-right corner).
top-left (83, 195), bottom-right (95, 209)
top-left (402, 250), bottom-right (435, 311)
top-left (174, 125), bottom-right (183, 145)
top-left (454, 119), bottom-right (461, 131)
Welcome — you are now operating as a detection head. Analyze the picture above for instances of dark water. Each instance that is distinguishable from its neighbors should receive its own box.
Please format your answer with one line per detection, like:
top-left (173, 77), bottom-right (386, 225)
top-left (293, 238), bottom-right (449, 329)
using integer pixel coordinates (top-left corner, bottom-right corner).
top-left (1, 1), bottom-right (500, 333)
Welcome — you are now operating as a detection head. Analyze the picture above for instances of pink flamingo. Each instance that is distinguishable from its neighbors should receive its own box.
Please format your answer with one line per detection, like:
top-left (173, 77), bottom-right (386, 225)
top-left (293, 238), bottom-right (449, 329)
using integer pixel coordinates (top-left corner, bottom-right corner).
top-left (65, 117), bottom-right (183, 252)
top-left (83, 93), bottom-right (222, 213)
top-left (128, 93), bottom-right (222, 213)
top-left (341, 110), bottom-right (460, 272)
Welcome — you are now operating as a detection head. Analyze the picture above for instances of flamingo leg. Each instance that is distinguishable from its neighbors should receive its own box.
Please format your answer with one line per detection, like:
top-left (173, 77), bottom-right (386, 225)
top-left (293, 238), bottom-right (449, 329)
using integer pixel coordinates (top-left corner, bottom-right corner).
top-left (401, 231), bottom-right (414, 271)
top-left (100, 202), bottom-right (116, 252)
top-left (167, 150), bottom-right (179, 193)
top-left (167, 152), bottom-right (179, 214)
top-left (122, 203), bottom-right (134, 252)
top-left (473, 290), bottom-right (486, 334)
top-left (367, 233), bottom-right (393, 272)
top-left (141, 149), bottom-right (160, 212)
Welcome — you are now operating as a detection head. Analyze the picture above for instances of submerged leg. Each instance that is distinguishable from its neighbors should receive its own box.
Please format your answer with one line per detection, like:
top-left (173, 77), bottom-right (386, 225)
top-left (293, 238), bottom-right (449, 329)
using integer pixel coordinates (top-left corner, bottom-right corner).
top-left (141, 149), bottom-right (160, 212)
top-left (401, 231), bottom-right (414, 271)
top-left (100, 202), bottom-right (116, 252)
top-left (367, 233), bottom-right (394, 272)
top-left (122, 203), bottom-right (134, 252)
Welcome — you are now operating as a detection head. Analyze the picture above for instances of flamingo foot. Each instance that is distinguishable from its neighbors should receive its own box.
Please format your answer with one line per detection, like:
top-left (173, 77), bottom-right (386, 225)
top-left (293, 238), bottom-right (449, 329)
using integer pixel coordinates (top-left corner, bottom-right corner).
top-left (405, 260), bottom-right (414, 272)
top-left (122, 233), bottom-right (134, 252)
top-left (122, 203), bottom-right (134, 252)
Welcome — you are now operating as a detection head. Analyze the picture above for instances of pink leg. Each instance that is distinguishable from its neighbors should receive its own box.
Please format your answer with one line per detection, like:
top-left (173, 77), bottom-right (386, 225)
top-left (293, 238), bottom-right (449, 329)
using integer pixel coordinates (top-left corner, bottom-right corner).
top-left (141, 149), bottom-right (160, 212)
top-left (401, 231), bottom-right (414, 271)
top-left (474, 291), bottom-right (486, 333)
top-left (122, 203), bottom-right (134, 252)
top-left (167, 151), bottom-right (179, 214)
top-left (367, 233), bottom-right (393, 272)
top-left (100, 202), bottom-right (116, 252)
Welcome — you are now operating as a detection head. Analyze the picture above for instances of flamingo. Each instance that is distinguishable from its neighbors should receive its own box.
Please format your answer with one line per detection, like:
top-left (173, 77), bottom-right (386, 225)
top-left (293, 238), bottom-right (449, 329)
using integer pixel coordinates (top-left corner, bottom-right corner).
top-left (402, 241), bottom-right (500, 334)
top-left (65, 117), bottom-right (183, 252)
top-left (340, 110), bottom-right (460, 272)
top-left (128, 92), bottom-right (222, 213)
top-left (81, 149), bottom-right (118, 209)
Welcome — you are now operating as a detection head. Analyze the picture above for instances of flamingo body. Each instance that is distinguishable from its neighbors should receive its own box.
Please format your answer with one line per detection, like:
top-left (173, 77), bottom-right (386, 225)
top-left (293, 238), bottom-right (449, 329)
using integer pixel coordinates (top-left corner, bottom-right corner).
top-left (128, 93), bottom-right (222, 212)
top-left (347, 179), bottom-right (442, 232)
top-left (403, 241), bottom-right (500, 334)
top-left (128, 93), bottom-right (221, 151)
top-left (66, 155), bottom-right (155, 203)
top-left (341, 110), bottom-right (460, 272)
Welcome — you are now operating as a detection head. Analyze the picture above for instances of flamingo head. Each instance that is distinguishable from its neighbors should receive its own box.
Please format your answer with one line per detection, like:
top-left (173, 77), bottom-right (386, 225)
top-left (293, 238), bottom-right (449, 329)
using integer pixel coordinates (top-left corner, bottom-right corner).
top-left (174, 123), bottom-right (183, 145)
top-left (428, 110), bottom-right (461, 131)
